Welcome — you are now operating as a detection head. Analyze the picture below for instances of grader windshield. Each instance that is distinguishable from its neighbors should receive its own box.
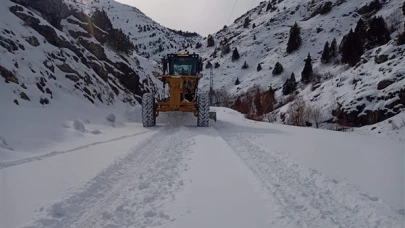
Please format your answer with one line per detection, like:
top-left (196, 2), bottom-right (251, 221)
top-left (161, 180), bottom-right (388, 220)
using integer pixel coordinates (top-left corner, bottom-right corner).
top-left (167, 54), bottom-right (199, 76)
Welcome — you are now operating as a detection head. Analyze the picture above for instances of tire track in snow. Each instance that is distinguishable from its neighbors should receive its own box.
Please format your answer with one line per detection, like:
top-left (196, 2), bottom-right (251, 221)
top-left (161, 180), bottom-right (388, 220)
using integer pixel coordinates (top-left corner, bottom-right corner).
top-left (216, 129), bottom-right (404, 228)
top-left (23, 126), bottom-right (195, 228)
top-left (0, 131), bottom-right (151, 169)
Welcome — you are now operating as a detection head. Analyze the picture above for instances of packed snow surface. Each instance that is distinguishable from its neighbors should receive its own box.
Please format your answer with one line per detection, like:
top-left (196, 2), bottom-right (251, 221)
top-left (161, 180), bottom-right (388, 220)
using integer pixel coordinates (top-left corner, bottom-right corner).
top-left (1, 108), bottom-right (403, 228)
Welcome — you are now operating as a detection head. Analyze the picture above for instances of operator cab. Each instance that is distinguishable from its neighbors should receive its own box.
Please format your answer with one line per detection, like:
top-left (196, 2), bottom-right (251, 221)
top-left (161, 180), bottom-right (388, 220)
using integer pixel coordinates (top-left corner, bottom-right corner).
top-left (162, 53), bottom-right (203, 75)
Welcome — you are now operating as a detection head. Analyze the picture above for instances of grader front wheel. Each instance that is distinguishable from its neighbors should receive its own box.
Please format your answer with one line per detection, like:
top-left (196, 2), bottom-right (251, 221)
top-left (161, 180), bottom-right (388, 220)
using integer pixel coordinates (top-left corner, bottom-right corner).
top-left (142, 93), bottom-right (156, 127)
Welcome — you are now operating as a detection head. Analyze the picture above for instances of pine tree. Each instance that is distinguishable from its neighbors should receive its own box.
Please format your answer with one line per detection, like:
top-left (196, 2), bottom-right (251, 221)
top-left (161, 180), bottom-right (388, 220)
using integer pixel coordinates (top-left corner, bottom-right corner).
top-left (321, 41), bottom-right (331, 64)
top-left (235, 78), bottom-right (240, 85)
top-left (253, 34), bottom-right (257, 40)
top-left (340, 29), bottom-right (364, 66)
top-left (367, 16), bottom-right (391, 48)
top-left (207, 34), bottom-right (215, 47)
top-left (242, 61), bottom-right (249, 69)
top-left (244, 17), bottom-right (251, 28)
top-left (301, 53), bottom-right (313, 84)
top-left (257, 63), bottom-right (262, 72)
top-left (282, 73), bottom-right (297, 95)
top-left (354, 18), bottom-right (368, 44)
top-left (232, 47), bottom-right (240, 61)
top-left (286, 22), bottom-right (302, 54)
top-left (330, 38), bottom-right (337, 57)
top-left (272, 62), bottom-right (284, 75)
top-left (266, 2), bottom-right (272, 12)
top-left (214, 62), bottom-right (221, 68)
top-left (206, 61), bottom-right (213, 69)
top-left (195, 42), bottom-right (202, 49)
top-left (252, 23), bottom-right (256, 29)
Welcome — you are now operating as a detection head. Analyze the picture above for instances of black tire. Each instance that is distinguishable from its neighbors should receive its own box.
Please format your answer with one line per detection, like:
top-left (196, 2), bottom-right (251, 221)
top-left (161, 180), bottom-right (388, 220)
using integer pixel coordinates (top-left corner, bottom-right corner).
top-left (142, 93), bottom-right (156, 127)
top-left (197, 92), bottom-right (210, 127)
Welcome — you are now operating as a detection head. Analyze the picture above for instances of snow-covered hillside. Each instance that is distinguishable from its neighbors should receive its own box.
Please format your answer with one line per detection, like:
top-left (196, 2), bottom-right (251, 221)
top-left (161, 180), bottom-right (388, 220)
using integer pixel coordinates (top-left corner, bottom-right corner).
top-left (190, 0), bottom-right (405, 128)
top-left (0, 0), bottom-right (163, 161)
top-left (63, 0), bottom-right (201, 60)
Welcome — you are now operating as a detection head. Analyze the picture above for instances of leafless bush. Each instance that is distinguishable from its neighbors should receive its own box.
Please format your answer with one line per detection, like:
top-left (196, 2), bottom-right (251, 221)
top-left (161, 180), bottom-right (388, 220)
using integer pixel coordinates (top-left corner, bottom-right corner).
top-left (386, 9), bottom-right (403, 33)
top-left (264, 112), bottom-right (278, 122)
top-left (214, 89), bottom-right (232, 107)
top-left (390, 117), bottom-right (405, 130)
top-left (286, 98), bottom-right (313, 126)
top-left (245, 112), bottom-right (264, 121)
top-left (311, 105), bottom-right (323, 128)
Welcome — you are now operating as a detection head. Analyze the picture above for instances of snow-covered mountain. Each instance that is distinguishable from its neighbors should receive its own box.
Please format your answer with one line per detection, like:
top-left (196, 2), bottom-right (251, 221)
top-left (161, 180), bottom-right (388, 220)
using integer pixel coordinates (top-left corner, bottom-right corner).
top-left (63, 0), bottom-right (201, 60)
top-left (189, 0), bottom-right (405, 129)
top-left (0, 0), bottom-right (189, 160)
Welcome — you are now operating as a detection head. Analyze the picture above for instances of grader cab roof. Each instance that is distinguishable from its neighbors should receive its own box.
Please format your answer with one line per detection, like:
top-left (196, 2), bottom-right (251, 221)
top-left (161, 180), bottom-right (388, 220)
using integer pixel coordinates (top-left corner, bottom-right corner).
top-left (163, 53), bottom-right (203, 76)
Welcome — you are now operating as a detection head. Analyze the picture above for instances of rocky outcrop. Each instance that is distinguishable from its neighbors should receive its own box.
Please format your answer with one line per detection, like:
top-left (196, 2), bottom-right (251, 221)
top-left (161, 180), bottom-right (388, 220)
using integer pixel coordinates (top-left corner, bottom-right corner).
top-left (0, 65), bottom-right (19, 84)
top-left (10, 0), bottom-right (71, 29)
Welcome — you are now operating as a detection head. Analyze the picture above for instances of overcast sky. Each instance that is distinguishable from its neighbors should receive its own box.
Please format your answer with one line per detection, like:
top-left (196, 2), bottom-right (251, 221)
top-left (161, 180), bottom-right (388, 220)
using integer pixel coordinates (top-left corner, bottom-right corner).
top-left (116, 0), bottom-right (259, 36)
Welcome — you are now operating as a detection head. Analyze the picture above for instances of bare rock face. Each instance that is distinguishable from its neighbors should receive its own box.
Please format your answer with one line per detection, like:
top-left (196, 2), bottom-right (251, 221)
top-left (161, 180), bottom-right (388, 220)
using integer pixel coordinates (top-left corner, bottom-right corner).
top-left (10, 0), bottom-right (71, 29)
top-left (0, 65), bottom-right (19, 84)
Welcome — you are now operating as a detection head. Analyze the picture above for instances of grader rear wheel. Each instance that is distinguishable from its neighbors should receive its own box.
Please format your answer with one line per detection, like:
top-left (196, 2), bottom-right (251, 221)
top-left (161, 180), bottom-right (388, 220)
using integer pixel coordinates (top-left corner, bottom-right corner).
top-left (197, 92), bottom-right (210, 127)
top-left (142, 93), bottom-right (156, 127)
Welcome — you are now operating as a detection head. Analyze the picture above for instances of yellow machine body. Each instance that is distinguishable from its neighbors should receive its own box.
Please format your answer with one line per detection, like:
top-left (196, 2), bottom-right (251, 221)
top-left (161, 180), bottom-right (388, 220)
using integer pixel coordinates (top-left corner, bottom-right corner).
top-left (156, 75), bottom-right (202, 117)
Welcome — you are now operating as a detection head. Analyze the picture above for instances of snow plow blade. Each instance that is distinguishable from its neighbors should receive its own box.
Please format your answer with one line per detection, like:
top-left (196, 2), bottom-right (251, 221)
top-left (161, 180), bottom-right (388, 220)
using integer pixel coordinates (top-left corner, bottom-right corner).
top-left (209, 111), bottom-right (217, 122)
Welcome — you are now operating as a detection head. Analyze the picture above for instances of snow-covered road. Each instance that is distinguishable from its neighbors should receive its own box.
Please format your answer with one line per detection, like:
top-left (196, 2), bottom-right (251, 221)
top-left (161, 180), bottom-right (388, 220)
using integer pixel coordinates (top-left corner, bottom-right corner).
top-left (1, 108), bottom-right (403, 228)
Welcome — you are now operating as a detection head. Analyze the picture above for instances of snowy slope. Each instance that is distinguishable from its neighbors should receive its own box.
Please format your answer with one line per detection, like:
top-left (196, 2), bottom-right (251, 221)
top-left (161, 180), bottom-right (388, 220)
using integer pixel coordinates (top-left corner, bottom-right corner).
top-left (0, 0), bottom-right (161, 161)
top-left (188, 0), bottom-right (405, 128)
top-left (1, 108), bottom-right (403, 228)
top-left (63, 0), bottom-right (201, 60)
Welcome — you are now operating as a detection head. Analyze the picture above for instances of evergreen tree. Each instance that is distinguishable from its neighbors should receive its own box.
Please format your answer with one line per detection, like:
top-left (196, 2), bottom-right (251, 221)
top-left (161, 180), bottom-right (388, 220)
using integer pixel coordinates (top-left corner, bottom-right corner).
top-left (257, 63), bottom-right (262, 72)
top-left (330, 38), bottom-right (338, 57)
top-left (206, 61), bottom-right (213, 69)
top-left (266, 2), bottom-right (272, 12)
top-left (340, 29), bottom-right (364, 66)
top-left (367, 16), bottom-right (391, 48)
top-left (235, 77), bottom-right (240, 85)
top-left (355, 18), bottom-right (368, 44)
top-left (286, 22), bottom-right (302, 53)
top-left (243, 17), bottom-right (251, 28)
top-left (214, 62), bottom-right (221, 68)
top-left (253, 34), bottom-right (257, 40)
top-left (282, 73), bottom-right (297, 95)
top-left (252, 23), bottom-right (256, 29)
top-left (207, 34), bottom-right (215, 47)
top-left (272, 62), bottom-right (284, 75)
top-left (195, 42), bottom-right (202, 49)
top-left (242, 61), bottom-right (249, 69)
top-left (321, 41), bottom-right (331, 64)
top-left (232, 47), bottom-right (240, 61)
top-left (301, 53), bottom-right (313, 84)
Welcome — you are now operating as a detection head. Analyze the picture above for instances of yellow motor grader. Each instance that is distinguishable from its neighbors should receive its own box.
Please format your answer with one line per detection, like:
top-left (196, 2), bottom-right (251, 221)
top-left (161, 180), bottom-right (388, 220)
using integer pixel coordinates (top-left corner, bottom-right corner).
top-left (142, 53), bottom-right (216, 127)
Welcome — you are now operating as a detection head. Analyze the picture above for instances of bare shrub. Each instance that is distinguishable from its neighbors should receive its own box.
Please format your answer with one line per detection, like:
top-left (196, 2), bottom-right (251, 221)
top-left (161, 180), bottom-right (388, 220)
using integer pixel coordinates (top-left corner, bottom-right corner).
top-left (390, 117), bottom-right (405, 130)
top-left (311, 105), bottom-right (323, 128)
top-left (264, 112), bottom-right (278, 122)
top-left (286, 98), bottom-right (313, 126)
top-left (245, 112), bottom-right (264, 121)
top-left (215, 89), bottom-right (232, 107)
top-left (386, 9), bottom-right (403, 32)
